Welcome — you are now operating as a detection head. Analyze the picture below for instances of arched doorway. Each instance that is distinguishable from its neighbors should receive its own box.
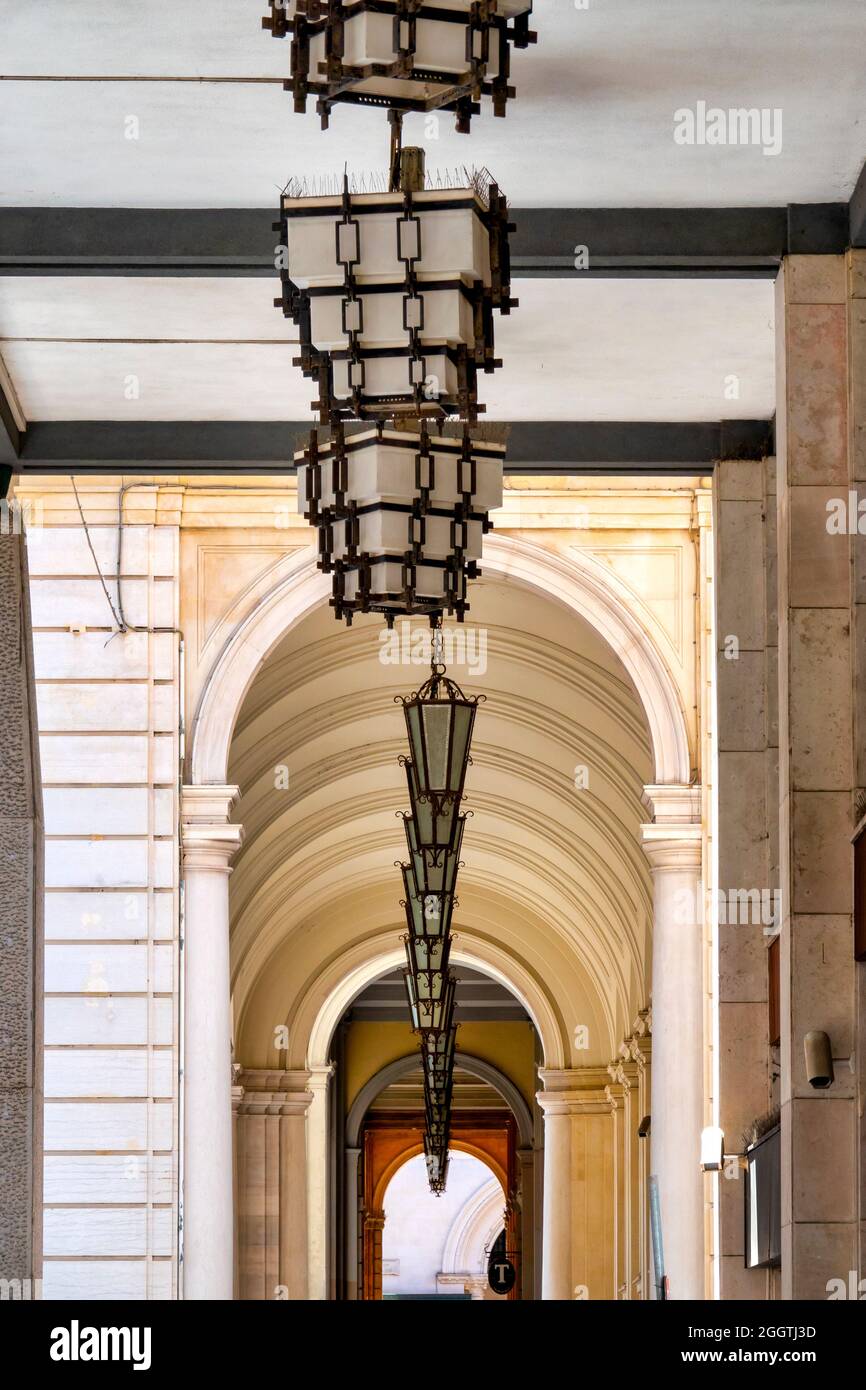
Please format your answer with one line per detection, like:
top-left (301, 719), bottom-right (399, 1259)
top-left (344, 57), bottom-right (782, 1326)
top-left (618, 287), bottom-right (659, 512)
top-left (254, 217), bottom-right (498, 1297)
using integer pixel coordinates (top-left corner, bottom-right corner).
top-left (340, 1015), bottom-right (536, 1300)
top-left (381, 1153), bottom-right (508, 1300)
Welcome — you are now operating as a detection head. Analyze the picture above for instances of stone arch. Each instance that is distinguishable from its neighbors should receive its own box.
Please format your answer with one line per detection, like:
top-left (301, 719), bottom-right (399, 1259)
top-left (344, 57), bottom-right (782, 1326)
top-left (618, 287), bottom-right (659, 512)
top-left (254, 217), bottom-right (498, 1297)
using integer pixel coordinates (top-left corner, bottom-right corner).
top-left (346, 1050), bottom-right (534, 1148)
top-left (300, 933), bottom-right (566, 1071)
top-left (189, 534), bottom-right (691, 790)
top-left (441, 1176), bottom-right (506, 1275)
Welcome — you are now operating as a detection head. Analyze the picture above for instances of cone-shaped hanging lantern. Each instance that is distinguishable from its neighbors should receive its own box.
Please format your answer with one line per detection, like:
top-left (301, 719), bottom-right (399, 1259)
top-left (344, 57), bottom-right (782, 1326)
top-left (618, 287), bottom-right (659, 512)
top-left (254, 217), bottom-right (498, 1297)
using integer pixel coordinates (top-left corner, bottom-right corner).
top-left (400, 665), bottom-right (479, 799)
top-left (403, 810), bottom-right (464, 896)
top-left (402, 966), bottom-right (456, 1032)
top-left (263, 0), bottom-right (537, 133)
top-left (424, 1135), bottom-right (450, 1194)
top-left (401, 864), bottom-right (455, 973)
top-left (402, 757), bottom-right (465, 859)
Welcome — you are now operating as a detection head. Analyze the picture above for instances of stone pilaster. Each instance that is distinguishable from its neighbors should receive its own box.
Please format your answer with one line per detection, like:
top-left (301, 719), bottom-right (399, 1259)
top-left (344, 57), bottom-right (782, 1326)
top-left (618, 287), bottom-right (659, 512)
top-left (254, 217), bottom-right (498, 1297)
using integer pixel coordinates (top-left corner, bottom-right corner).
top-left (537, 1068), bottom-right (616, 1301)
top-left (235, 1068), bottom-right (313, 1301)
top-left (713, 453), bottom-right (778, 1298)
top-left (775, 254), bottom-right (858, 1297)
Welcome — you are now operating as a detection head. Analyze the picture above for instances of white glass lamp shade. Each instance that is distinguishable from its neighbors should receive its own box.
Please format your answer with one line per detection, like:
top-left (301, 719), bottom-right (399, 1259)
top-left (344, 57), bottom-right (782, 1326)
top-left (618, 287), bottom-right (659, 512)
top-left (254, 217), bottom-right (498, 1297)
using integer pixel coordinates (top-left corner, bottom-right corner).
top-left (282, 193), bottom-right (492, 290)
top-left (308, 285), bottom-right (477, 353)
top-left (297, 430), bottom-right (503, 516)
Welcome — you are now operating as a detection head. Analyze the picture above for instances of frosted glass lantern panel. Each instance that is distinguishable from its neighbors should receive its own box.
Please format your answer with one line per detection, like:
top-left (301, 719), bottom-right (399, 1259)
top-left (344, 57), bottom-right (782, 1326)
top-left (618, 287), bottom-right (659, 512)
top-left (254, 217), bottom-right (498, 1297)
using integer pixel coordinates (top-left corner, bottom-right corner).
top-left (284, 197), bottom-right (491, 287)
top-left (330, 512), bottom-right (484, 563)
top-left (341, 561), bottom-right (451, 604)
top-left (296, 434), bottom-right (503, 513)
top-left (308, 287), bottom-right (476, 352)
top-left (330, 349), bottom-right (457, 403)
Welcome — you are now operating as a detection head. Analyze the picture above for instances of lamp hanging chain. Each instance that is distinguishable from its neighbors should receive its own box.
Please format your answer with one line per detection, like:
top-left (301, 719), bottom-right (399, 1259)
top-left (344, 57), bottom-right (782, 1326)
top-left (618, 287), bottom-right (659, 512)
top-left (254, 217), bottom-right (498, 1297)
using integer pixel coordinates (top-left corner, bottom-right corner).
top-left (431, 615), bottom-right (445, 677)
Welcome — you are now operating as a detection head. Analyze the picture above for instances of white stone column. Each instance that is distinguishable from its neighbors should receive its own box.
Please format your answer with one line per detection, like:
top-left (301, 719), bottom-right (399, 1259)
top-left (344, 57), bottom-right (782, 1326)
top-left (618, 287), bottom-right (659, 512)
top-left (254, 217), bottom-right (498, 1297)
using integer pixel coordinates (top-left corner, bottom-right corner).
top-left (181, 785), bottom-right (243, 1301)
top-left (536, 1071), bottom-right (574, 1300)
top-left (306, 1062), bottom-right (335, 1301)
top-left (641, 784), bottom-right (704, 1301)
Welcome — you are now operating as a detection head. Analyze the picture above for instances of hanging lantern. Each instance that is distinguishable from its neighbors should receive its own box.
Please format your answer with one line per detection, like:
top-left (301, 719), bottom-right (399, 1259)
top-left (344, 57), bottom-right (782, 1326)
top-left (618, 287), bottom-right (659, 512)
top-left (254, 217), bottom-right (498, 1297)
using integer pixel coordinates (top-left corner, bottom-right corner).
top-left (422, 1022), bottom-right (457, 1078)
top-left (402, 756), bottom-right (466, 861)
top-left (296, 424), bottom-right (502, 624)
top-left (400, 664), bottom-right (479, 799)
top-left (402, 966), bottom-right (456, 1032)
top-left (277, 169), bottom-right (515, 423)
top-left (263, 0), bottom-right (538, 133)
top-left (403, 810), bottom-right (464, 896)
top-left (424, 1136), bottom-right (450, 1193)
top-left (401, 866), bottom-right (455, 973)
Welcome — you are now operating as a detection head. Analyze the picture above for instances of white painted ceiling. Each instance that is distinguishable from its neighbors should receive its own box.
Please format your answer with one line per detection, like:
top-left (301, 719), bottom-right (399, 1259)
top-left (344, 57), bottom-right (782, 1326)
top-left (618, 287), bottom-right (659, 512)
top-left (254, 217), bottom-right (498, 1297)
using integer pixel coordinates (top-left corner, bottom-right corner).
top-left (1, 0), bottom-right (864, 208)
top-left (0, 275), bottom-right (774, 421)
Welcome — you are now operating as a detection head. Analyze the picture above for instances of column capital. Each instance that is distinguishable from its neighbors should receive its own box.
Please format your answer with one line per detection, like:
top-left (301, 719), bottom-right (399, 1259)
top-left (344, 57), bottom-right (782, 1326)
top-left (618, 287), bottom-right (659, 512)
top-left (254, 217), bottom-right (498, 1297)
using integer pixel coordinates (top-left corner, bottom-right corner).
top-left (306, 1062), bottom-right (336, 1098)
top-left (536, 1067), bottom-right (612, 1115)
top-left (641, 782), bottom-right (702, 869)
top-left (181, 784), bottom-right (243, 872)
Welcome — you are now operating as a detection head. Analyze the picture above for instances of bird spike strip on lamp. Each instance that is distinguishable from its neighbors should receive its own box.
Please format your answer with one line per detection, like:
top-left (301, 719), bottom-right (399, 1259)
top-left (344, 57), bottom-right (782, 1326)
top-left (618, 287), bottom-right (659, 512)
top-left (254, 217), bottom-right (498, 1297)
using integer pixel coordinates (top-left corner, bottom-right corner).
top-left (262, 0), bottom-right (537, 133)
top-left (396, 627), bottom-right (479, 1190)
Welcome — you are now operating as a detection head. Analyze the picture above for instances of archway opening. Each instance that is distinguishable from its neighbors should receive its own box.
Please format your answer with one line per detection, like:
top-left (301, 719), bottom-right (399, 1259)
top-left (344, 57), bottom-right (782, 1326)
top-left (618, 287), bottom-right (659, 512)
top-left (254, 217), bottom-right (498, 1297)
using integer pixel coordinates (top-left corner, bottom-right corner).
top-left (337, 964), bottom-right (536, 1300)
top-left (382, 1152), bottom-right (507, 1301)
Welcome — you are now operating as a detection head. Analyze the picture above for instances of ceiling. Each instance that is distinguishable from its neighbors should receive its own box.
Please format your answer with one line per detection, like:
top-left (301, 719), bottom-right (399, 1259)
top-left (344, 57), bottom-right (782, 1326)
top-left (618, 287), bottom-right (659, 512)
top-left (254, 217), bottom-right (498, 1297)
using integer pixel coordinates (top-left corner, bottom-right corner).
top-left (347, 967), bottom-right (531, 1023)
top-left (2, 0), bottom-right (863, 207)
top-left (0, 274), bottom-right (775, 422)
top-left (2, 2), bottom-right (860, 436)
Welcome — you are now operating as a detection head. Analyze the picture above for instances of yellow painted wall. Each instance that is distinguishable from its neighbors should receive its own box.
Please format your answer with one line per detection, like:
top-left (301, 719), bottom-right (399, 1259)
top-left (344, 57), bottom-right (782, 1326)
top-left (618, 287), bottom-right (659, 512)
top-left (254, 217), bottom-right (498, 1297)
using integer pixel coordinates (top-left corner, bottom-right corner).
top-left (344, 1019), bottom-right (537, 1112)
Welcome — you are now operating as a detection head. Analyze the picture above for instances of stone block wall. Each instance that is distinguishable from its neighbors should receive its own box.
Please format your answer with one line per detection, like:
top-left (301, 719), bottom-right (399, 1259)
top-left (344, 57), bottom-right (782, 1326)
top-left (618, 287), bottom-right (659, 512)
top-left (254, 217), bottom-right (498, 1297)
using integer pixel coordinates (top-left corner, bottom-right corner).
top-left (0, 529), bottom-right (43, 1296)
top-left (22, 497), bottom-right (181, 1299)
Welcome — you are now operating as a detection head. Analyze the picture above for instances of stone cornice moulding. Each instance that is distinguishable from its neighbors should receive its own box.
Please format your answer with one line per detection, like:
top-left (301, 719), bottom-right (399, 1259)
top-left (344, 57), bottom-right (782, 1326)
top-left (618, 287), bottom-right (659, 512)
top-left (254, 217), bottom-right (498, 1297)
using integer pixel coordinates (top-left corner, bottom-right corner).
top-left (235, 1067), bottom-right (314, 1117)
top-left (181, 783), bottom-right (244, 872)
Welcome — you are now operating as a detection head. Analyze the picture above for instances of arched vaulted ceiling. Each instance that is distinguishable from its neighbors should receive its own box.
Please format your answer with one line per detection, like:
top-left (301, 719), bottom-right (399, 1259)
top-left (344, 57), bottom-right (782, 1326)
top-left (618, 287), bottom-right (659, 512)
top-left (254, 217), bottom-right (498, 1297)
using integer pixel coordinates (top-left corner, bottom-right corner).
top-left (229, 574), bottom-right (654, 1068)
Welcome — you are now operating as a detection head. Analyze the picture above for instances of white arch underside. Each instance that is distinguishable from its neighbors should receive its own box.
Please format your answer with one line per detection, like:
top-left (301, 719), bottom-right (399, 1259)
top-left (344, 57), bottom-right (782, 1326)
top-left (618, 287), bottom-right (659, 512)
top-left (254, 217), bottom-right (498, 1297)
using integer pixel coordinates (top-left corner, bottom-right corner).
top-left (190, 534), bottom-right (691, 788)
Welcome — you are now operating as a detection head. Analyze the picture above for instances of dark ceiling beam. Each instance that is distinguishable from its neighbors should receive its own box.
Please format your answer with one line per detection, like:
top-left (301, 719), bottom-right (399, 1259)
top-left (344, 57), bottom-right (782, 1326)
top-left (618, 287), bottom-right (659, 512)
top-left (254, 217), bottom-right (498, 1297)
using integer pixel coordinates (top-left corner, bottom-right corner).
top-left (13, 418), bottom-right (773, 476)
top-left (0, 201), bottom-right (857, 279)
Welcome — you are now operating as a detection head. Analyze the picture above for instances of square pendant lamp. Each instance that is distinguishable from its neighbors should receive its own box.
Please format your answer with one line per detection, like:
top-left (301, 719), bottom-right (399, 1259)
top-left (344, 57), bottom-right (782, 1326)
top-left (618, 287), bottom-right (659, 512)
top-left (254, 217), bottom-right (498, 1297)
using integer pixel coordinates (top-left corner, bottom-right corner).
top-left (277, 175), bottom-right (515, 423)
top-left (263, 0), bottom-right (537, 131)
top-left (295, 425), bottom-right (503, 623)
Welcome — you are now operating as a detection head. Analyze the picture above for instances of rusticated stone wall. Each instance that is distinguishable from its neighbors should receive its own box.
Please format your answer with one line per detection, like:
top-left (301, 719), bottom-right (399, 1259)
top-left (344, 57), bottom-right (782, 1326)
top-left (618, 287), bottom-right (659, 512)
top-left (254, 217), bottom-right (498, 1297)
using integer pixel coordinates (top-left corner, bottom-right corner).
top-left (0, 529), bottom-right (43, 1293)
